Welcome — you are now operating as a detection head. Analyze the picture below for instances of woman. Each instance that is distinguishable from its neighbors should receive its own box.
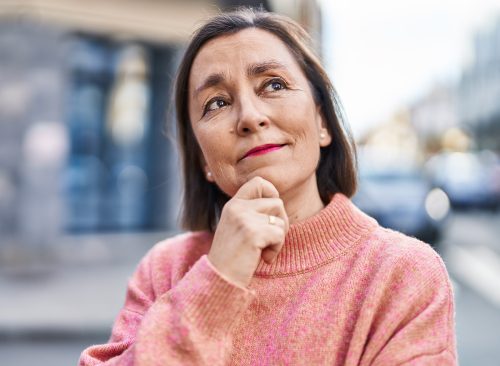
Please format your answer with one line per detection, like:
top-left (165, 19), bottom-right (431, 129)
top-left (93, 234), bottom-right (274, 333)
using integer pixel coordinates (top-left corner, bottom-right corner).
top-left (80, 8), bottom-right (457, 366)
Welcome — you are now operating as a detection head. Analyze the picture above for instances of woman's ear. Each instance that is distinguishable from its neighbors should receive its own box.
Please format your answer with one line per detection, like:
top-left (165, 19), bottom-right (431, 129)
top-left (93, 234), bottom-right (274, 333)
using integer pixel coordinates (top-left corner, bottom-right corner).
top-left (316, 106), bottom-right (332, 147)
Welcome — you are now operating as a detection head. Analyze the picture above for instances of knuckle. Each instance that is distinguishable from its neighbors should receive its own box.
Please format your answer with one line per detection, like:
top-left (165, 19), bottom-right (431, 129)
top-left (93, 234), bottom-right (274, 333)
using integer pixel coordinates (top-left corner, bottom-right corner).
top-left (234, 212), bottom-right (253, 233)
top-left (250, 176), bottom-right (263, 187)
top-left (255, 176), bottom-right (265, 184)
top-left (225, 198), bottom-right (241, 212)
top-left (268, 197), bottom-right (279, 205)
top-left (278, 197), bottom-right (285, 208)
top-left (274, 197), bottom-right (285, 208)
top-left (270, 198), bottom-right (285, 216)
top-left (221, 202), bottom-right (233, 216)
top-left (261, 179), bottom-right (273, 190)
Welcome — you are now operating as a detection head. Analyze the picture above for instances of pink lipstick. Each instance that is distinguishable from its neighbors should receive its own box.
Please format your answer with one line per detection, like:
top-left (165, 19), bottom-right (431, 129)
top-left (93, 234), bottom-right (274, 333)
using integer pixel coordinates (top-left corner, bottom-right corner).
top-left (242, 144), bottom-right (285, 159)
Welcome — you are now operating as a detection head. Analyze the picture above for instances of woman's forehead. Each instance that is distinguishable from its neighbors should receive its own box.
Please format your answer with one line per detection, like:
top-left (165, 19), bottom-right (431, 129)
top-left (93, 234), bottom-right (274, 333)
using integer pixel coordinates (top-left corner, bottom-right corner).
top-left (189, 28), bottom-right (300, 85)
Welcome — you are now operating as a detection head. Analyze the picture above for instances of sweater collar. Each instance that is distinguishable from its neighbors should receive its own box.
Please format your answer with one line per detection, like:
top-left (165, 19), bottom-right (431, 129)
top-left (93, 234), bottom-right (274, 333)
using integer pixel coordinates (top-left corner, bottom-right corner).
top-left (254, 193), bottom-right (378, 277)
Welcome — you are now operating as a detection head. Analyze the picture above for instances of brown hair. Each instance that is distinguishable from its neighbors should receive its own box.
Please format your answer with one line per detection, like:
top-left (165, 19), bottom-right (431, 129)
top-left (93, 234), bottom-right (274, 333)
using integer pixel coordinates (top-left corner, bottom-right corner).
top-left (175, 7), bottom-right (358, 232)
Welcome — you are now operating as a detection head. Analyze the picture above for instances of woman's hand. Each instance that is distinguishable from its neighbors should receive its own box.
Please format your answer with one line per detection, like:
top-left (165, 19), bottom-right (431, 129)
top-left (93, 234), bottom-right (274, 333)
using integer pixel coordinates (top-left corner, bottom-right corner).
top-left (207, 177), bottom-right (290, 288)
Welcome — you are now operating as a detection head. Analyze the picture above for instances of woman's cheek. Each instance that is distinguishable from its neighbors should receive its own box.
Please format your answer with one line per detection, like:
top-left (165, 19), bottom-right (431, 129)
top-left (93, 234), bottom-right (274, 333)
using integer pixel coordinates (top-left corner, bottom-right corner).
top-left (211, 162), bottom-right (240, 196)
top-left (199, 132), bottom-right (226, 162)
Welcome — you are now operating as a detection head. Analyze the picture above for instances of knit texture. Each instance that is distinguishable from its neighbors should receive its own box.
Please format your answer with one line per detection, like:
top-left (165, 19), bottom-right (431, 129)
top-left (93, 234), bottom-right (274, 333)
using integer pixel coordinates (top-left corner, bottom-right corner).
top-left (79, 193), bottom-right (458, 365)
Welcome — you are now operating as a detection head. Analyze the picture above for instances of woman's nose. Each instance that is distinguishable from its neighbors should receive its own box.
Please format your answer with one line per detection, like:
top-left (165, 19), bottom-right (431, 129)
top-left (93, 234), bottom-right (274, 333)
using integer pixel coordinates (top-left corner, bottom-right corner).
top-left (235, 95), bottom-right (270, 135)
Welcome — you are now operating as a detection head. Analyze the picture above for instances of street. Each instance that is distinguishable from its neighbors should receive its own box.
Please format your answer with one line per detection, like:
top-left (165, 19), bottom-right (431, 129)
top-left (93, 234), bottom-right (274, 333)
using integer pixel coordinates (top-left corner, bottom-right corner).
top-left (1, 210), bottom-right (499, 365)
top-left (438, 210), bottom-right (500, 365)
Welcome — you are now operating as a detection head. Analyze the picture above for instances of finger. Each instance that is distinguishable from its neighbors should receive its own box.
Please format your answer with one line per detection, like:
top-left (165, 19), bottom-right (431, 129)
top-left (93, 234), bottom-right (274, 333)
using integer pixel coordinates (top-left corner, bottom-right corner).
top-left (262, 243), bottom-right (285, 264)
top-left (258, 198), bottom-right (289, 233)
top-left (237, 197), bottom-right (284, 215)
top-left (258, 216), bottom-right (286, 245)
top-left (259, 225), bottom-right (286, 263)
top-left (234, 176), bottom-right (280, 200)
top-left (261, 245), bottom-right (281, 264)
top-left (261, 212), bottom-right (286, 231)
top-left (232, 197), bottom-right (289, 233)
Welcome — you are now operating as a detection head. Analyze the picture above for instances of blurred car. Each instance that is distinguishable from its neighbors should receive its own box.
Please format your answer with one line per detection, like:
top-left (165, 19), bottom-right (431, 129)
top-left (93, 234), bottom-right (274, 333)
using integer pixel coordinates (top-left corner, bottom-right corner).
top-left (353, 163), bottom-right (450, 247)
top-left (425, 151), bottom-right (500, 210)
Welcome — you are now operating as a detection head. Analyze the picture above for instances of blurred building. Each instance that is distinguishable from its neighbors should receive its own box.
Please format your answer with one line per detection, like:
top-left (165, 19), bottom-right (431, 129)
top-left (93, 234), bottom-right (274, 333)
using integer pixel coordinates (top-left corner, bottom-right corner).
top-left (409, 16), bottom-right (500, 155)
top-left (358, 110), bottom-right (423, 164)
top-left (0, 0), bottom-right (322, 260)
top-left (409, 85), bottom-right (461, 156)
top-left (458, 16), bottom-right (500, 151)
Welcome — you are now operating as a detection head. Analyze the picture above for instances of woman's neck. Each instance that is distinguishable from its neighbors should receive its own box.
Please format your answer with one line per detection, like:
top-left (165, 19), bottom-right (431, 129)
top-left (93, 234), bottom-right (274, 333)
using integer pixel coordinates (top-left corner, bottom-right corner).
top-left (281, 176), bottom-right (325, 225)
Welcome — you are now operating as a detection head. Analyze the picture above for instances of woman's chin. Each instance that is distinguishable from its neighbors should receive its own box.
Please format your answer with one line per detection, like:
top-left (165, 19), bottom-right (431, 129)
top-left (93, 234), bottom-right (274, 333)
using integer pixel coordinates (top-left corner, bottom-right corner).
top-left (241, 169), bottom-right (294, 194)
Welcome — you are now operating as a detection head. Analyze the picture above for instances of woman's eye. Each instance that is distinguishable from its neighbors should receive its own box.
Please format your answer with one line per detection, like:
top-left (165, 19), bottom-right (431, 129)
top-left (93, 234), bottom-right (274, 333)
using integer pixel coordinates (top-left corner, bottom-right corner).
top-left (263, 79), bottom-right (286, 92)
top-left (204, 98), bottom-right (228, 115)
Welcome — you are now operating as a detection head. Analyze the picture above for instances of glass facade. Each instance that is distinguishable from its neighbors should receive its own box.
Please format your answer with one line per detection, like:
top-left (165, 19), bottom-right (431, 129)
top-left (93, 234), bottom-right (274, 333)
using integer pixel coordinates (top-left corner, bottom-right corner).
top-left (0, 22), bottom-right (181, 243)
top-left (64, 35), bottom-right (180, 232)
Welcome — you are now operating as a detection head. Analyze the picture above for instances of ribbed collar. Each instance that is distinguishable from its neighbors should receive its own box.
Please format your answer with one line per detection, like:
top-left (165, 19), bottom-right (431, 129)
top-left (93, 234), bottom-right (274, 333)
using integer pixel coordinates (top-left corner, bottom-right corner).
top-left (254, 193), bottom-right (378, 277)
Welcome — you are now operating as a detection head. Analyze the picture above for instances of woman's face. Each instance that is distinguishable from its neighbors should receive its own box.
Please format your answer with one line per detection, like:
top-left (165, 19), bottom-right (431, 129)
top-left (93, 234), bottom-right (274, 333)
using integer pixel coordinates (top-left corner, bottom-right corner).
top-left (188, 28), bottom-right (331, 197)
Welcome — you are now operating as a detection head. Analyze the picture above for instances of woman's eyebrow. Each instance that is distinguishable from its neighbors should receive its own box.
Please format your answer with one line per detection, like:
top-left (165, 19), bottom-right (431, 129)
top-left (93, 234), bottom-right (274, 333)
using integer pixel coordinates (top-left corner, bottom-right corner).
top-left (247, 60), bottom-right (289, 77)
top-left (194, 72), bottom-right (226, 98)
top-left (193, 60), bottom-right (289, 98)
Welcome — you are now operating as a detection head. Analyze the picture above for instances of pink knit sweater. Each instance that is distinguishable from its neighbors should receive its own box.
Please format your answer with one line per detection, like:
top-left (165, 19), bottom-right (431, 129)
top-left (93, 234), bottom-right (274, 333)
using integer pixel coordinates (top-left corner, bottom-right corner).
top-left (79, 193), bottom-right (457, 365)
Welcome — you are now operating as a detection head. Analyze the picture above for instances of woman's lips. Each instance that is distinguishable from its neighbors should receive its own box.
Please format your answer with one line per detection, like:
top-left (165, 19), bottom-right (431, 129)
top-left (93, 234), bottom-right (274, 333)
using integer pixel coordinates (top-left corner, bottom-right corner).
top-left (242, 144), bottom-right (285, 159)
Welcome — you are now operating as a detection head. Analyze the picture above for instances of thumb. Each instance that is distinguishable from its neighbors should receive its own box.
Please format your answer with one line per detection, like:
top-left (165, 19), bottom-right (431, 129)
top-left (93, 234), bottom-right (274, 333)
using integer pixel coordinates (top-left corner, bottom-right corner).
top-left (234, 176), bottom-right (280, 200)
top-left (261, 244), bottom-right (282, 264)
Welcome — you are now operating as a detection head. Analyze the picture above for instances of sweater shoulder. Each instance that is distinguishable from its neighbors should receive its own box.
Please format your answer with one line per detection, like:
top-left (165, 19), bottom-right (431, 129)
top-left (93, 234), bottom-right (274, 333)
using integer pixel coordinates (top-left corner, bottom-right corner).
top-left (367, 226), bottom-right (449, 286)
top-left (357, 228), bottom-right (457, 364)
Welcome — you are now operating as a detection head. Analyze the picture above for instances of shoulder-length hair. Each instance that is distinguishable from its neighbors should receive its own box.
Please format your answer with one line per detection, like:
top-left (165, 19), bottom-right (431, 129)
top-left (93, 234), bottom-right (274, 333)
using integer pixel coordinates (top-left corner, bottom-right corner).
top-left (174, 7), bottom-right (357, 232)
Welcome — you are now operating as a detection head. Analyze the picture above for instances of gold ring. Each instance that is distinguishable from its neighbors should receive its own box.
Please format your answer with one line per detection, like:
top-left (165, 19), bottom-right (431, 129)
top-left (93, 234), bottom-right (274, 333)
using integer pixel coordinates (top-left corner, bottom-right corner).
top-left (268, 215), bottom-right (277, 225)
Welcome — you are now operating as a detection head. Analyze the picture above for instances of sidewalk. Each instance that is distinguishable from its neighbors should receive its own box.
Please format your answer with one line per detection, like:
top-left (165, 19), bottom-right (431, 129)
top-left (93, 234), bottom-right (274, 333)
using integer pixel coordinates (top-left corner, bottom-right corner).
top-left (0, 231), bottom-right (174, 340)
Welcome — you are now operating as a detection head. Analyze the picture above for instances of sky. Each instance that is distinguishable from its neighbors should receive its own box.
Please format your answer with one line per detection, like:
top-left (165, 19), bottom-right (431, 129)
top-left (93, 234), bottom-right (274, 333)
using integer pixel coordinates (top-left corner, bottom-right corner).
top-left (320, 0), bottom-right (500, 139)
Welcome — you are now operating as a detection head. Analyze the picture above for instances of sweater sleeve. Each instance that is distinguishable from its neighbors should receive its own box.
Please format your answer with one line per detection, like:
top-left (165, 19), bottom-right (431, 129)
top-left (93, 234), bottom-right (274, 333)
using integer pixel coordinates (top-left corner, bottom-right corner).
top-left (79, 252), bottom-right (255, 366)
top-left (370, 249), bottom-right (458, 366)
